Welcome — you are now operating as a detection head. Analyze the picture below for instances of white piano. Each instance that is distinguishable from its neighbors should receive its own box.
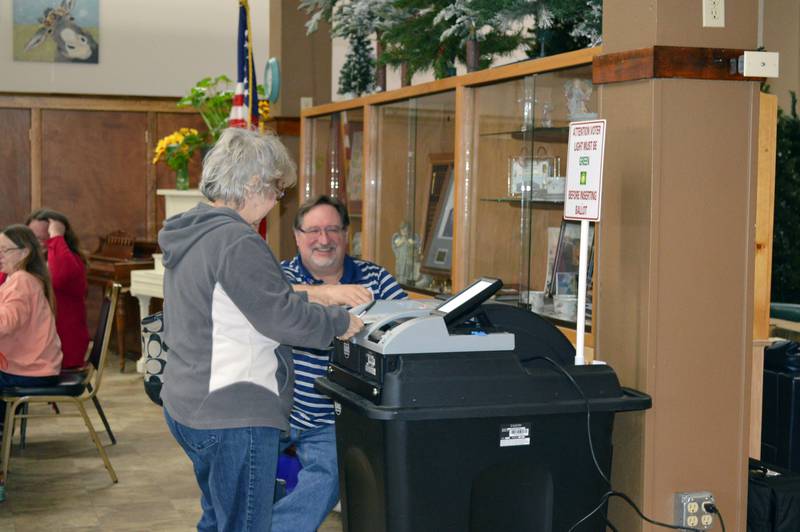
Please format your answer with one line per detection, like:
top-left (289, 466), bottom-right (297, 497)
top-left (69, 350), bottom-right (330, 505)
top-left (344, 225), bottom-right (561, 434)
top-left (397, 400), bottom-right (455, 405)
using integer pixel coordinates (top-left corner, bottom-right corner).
top-left (130, 189), bottom-right (207, 372)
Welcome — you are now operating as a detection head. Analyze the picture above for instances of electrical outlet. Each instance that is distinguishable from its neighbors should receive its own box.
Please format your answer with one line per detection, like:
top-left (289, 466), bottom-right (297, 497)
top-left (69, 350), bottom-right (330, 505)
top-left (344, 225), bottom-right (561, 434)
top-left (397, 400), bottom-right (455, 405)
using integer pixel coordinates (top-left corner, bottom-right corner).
top-left (675, 491), bottom-right (715, 530)
top-left (702, 0), bottom-right (725, 28)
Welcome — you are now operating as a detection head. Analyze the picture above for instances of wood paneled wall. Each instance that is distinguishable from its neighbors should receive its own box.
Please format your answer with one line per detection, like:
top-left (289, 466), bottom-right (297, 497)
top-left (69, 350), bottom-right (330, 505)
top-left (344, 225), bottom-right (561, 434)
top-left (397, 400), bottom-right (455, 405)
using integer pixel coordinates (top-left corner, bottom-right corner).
top-left (0, 109), bottom-right (32, 228)
top-left (42, 110), bottom-right (149, 252)
top-left (0, 95), bottom-right (199, 250)
top-left (0, 94), bottom-right (297, 255)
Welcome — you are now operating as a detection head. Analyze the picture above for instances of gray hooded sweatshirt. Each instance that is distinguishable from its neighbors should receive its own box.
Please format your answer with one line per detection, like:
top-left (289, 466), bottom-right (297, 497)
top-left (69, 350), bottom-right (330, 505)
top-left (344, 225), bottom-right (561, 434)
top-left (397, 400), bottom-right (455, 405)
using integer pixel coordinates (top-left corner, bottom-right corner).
top-left (158, 203), bottom-right (350, 431)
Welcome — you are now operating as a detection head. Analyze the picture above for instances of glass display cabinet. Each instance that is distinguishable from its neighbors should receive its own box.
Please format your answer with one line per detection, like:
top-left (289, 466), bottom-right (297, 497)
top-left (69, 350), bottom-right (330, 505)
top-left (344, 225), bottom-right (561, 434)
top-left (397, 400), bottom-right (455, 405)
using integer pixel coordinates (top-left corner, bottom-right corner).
top-left (300, 48), bottom-right (599, 344)
top-left (373, 92), bottom-right (456, 294)
top-left (464, 64), bottom-right (597, 334)
top-left (302, 108), bottom-right (365, 257)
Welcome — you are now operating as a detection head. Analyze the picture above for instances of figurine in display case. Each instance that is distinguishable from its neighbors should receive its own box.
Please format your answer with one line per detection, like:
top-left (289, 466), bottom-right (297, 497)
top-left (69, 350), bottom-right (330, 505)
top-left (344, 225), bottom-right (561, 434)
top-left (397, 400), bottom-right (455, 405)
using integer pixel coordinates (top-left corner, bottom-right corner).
top-left (391, 221), bottom-right (421, 285)
top-left (564, 79), bottom-right (596, 121)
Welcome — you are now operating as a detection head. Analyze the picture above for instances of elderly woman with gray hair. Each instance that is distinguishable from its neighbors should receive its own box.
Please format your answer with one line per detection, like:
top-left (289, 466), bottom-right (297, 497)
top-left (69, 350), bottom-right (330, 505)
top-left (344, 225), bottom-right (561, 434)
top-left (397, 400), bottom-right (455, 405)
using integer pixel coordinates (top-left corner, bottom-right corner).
top-left (158, 127), bottom-right (363, 532)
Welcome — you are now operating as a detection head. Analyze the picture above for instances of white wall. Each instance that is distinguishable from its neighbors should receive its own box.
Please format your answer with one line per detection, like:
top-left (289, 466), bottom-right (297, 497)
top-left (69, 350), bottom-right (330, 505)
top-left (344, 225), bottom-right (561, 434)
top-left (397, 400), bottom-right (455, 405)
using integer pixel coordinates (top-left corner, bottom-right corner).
top-left (0, 0), bottom-right (270, 97)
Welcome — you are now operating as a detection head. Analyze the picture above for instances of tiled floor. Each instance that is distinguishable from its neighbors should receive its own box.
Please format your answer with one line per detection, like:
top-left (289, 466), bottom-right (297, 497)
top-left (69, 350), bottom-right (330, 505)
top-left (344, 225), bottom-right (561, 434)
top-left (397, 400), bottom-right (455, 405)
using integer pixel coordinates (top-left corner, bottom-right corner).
top-left (0, 364), bottom-right (343, 532)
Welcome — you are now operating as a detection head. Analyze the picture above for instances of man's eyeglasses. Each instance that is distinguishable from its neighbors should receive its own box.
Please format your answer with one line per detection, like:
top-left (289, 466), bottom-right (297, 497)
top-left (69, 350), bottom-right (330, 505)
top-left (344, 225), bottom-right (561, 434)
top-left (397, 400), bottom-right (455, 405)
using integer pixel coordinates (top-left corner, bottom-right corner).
top-left (297, 226), bottom-right (345, 238)
top-left (0, 247), bottom-right (22, 256)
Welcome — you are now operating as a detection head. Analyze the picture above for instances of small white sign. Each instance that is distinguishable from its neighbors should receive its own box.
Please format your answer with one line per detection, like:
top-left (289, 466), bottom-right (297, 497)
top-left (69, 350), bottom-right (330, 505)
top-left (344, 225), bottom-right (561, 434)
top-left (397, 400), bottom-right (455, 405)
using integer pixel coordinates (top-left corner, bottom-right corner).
top-left (364, 352), bottom-right (376, 376)
top-left (564, 119), bottom-right (606, 221)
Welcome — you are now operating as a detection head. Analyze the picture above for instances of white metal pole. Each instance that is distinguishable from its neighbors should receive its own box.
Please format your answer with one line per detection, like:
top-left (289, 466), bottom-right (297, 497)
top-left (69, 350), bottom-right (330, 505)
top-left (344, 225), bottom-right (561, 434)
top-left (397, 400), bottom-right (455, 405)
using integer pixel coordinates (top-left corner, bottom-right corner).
top-left (575, 219), bottom-right (590, 365)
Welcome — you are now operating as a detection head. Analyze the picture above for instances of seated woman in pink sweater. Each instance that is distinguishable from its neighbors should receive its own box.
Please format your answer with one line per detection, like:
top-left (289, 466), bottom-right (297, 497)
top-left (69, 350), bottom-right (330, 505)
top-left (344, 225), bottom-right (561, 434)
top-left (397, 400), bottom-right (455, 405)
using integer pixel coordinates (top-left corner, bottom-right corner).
top-left (0, 211), bottom-right (90, 369)
top-left (0, 225), bottom-right (63, 424)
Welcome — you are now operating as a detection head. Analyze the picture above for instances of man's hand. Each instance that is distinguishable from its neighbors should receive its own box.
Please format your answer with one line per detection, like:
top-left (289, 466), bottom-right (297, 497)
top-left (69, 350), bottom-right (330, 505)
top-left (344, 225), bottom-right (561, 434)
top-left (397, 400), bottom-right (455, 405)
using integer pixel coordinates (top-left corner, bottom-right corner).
top-left (337, 313), bottom-right (364, 341)
top-left (48, 219), bottom-right (66, 238)
top-left (300, 284), bottom-right (373, 307)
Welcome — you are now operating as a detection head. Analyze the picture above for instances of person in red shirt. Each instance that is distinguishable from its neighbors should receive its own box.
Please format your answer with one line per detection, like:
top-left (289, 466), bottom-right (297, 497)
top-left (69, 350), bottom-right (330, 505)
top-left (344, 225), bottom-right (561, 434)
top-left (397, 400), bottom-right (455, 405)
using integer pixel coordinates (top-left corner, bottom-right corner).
top-left (24, 210), bottom-right (90, 369)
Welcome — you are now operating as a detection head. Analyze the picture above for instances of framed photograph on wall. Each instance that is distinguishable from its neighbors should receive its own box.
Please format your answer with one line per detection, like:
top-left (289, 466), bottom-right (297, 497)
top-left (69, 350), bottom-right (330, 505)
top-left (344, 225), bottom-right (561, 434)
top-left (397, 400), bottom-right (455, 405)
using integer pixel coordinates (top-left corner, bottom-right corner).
top-left (421, 166), bottom-right (455, 276)
top-left (508, 156), bottom-right (554, 196)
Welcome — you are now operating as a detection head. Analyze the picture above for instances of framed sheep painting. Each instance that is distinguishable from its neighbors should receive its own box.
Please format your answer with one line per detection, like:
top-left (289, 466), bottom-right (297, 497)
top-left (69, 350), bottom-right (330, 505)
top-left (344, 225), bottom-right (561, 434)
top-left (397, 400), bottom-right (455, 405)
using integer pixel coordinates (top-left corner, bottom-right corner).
top-left (14, 0), bottom-right (99, 64)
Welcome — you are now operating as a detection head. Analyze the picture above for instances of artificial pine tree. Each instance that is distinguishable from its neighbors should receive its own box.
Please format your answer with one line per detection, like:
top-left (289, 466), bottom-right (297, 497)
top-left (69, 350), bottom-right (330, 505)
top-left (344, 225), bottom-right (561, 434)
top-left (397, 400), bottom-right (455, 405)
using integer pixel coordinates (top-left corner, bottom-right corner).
top-left (381, 0), bottom-right (458, 79)
top-left (772, 92), bottom-right (800, 302)
top-left (332, 0), bottom-right (398, 92)
top-left (530, 0), bottom-right (602, 56)
top-left (338, 31), bottom-right (376, 96)
top-left (298, 0), bottom-right (603, 88)
top-left (382, 0), bottom-right (519, 79)
top-left (298, 0), bottom-right (334, 34)
top-left (434, 0), bottom-right (525, 72)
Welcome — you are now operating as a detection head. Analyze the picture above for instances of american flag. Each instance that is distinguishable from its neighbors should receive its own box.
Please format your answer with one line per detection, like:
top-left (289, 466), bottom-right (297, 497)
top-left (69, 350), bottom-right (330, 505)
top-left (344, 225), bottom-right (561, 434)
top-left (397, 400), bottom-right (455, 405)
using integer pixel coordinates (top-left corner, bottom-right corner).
top-left (228, 0), bottom-right (259, 129)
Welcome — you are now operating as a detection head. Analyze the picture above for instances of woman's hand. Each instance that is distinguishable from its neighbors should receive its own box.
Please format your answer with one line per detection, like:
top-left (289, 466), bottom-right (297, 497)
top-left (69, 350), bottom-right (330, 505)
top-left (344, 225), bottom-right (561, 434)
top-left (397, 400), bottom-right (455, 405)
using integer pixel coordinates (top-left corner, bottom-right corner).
top-left (301, 284), bottom-right (373, 307)
top-left (337, 313), bottom-right (364, 341)
top-left (48, 219), bottom-right (66, 238)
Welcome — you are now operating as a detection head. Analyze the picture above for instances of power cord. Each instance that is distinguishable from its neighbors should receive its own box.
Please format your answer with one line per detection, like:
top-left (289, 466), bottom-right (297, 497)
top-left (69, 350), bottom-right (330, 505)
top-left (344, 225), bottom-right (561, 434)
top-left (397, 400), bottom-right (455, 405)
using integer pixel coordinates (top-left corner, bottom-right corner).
top-left (704, 503), bottom-right (726, 532)
top-left (529, 356), bottom-right (610, 486)
top-left (531, 356), bottom-right (706, 532)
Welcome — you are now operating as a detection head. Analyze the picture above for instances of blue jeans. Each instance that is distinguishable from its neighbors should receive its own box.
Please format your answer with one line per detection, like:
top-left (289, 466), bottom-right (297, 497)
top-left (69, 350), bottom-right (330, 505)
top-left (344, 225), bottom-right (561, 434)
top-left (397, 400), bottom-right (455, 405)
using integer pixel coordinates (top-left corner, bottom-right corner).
top-left (271, 423), bottom-right (339, 532)
top-left (164, 408), bottom-right (281, 532)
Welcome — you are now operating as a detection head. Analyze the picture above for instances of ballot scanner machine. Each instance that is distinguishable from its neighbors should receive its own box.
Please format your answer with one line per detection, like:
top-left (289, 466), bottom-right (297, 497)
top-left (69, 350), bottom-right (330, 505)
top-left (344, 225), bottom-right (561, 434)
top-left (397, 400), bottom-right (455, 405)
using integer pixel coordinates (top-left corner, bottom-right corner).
top-left (317, 278), bottom-right (650, 532)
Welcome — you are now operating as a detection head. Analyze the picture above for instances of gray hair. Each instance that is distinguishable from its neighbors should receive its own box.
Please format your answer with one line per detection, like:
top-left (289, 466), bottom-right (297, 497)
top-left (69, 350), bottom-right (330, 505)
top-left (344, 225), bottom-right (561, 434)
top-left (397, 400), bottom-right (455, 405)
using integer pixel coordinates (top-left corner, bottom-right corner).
top-left (200, 127), bottom-right (297, 209)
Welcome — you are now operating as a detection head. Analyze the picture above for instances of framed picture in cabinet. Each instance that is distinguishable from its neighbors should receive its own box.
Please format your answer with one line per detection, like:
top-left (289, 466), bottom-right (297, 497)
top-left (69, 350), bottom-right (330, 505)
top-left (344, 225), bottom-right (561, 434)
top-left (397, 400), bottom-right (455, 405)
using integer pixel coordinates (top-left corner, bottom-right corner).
top-left (547, 220), bottom-right (595, 296)
top-left (421, 162), bottom-right (455, 276)
top-left (345, 123), bottom-right (363, 215)
top-left (508, 156), bottom-right (554, 196)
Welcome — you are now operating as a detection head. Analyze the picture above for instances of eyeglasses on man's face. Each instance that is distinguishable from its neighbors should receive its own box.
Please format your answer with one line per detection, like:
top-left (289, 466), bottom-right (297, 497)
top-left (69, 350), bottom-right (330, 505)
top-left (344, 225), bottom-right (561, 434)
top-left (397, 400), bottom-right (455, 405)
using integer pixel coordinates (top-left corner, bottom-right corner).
top-left (296, 226), bottom-right (345, 238)
top-left (0, 247), bottom-right (23, 256)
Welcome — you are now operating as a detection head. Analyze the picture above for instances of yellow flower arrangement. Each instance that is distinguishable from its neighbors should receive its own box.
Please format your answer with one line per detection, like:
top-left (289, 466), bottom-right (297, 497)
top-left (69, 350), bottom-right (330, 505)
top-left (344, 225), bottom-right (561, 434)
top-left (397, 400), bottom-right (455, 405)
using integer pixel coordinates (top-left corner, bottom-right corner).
top-left (152, 128), bottom-right (204, 168)
top-left (152, 127), bottom-right (205, 190)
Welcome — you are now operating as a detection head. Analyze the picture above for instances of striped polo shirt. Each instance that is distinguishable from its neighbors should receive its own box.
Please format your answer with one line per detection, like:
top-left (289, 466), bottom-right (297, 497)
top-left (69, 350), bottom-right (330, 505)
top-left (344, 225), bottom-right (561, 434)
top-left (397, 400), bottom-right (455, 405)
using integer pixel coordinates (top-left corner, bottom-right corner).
top-left (280, 254), bottom-right (406, 429)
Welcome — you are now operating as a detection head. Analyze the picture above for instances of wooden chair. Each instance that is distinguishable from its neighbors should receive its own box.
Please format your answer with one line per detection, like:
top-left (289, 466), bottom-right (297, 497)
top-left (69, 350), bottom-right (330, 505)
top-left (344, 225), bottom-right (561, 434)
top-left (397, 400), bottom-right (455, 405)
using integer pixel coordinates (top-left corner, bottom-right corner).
top-left (0, 283), bottom-right (121, 490)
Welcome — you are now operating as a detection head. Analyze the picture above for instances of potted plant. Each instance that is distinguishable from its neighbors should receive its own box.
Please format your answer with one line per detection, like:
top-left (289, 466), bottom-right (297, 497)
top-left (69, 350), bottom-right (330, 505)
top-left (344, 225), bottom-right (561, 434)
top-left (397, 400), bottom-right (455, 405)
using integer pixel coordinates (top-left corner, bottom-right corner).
top-left (152, 76), bottom-right (271, 190)
top-left (177, 75), bottom-right (237, 144)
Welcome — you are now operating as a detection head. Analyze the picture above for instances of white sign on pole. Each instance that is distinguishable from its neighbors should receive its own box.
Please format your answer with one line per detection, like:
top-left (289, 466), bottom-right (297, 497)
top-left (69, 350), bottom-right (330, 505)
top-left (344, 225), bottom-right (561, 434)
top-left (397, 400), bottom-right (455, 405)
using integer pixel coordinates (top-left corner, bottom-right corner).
top-left (564, 119), bottom-right (606, 222)
top-left (563, 119), bottom-right (606, 365)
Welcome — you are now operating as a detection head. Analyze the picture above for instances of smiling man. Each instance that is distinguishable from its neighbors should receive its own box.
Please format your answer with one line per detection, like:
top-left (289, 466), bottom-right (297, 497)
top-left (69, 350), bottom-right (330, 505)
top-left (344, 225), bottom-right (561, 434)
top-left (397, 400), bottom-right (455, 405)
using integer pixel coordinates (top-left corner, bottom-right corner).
top-left (274, 195), bottom-right (406, 531)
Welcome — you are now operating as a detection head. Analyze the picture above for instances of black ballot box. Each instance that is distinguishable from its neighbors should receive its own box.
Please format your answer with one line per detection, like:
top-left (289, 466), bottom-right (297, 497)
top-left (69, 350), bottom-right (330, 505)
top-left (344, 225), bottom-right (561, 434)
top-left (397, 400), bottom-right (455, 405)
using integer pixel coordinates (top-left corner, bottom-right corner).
top-left (748, 458), bottom-right (800, 531)
top-left (761, 341), bottom-right (800, 471)
top-left (317, 303), bottom-right (650, 532)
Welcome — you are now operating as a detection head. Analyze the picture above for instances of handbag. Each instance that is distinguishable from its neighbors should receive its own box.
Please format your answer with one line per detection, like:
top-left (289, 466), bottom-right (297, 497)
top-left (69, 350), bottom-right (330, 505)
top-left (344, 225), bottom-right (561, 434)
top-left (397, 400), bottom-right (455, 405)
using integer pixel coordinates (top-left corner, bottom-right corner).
top-left (141, 311), bottom-right (168, 406)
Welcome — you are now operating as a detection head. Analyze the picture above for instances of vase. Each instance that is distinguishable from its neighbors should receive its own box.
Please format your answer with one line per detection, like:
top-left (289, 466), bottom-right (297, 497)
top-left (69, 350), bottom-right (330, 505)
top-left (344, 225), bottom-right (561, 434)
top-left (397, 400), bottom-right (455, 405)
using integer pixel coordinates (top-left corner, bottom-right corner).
top-left (175, 163), bottom-right (189, 191)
